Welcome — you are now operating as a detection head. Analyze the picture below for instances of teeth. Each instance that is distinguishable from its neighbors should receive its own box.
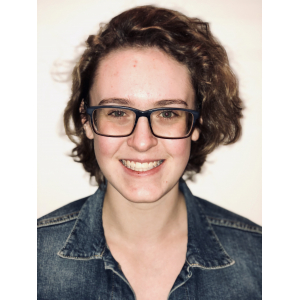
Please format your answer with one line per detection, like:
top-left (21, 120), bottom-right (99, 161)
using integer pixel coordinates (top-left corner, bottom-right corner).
top-left (130, 161), bottom-right (134, 169)
top-left (121, 160), bottom-right (163, 172)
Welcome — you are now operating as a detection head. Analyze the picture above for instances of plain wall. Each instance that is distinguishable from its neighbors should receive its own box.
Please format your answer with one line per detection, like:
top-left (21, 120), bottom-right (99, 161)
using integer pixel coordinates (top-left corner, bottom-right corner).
top-left (37, 0), bottom-right (262, 225)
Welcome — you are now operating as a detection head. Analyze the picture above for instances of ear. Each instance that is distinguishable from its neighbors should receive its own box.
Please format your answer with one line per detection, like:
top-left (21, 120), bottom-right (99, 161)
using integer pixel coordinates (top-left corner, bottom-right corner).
top-left (83, 122), bottom-right (94, 140)
top-left (191, 128), bottom-right (200, 141)
top-left (191, 117), bottom-right (202, 141)
top-left (80, 99), bottom-right (94, 140)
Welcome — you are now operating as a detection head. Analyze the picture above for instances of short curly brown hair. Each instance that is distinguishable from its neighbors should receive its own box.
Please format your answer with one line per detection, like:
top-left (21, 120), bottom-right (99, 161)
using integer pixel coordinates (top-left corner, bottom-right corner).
top-left (64, 5), bottom-right (243, 186)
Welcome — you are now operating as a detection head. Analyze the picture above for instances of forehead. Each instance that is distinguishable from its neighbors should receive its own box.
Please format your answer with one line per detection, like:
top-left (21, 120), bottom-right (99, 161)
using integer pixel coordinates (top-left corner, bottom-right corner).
top-left (89, 47), bottom-right (195, 108)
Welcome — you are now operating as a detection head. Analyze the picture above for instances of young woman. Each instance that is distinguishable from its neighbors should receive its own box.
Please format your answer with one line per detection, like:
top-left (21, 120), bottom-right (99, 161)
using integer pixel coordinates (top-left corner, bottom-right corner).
top-left (37, 6), bottom-right (262, 300)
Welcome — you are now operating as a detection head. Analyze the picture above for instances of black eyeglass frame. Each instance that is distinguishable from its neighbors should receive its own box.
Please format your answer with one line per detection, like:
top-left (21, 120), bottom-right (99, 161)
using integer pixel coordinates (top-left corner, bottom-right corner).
top-left (84, 103), bottom-right (201, 139)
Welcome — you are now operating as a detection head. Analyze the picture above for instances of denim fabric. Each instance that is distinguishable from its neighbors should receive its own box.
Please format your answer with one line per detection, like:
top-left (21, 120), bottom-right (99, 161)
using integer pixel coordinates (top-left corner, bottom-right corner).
top-left (37, 180), bottom-right (262, 299)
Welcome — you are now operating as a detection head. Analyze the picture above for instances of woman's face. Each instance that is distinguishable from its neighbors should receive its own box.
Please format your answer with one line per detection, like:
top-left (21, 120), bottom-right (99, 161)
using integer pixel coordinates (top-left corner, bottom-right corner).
top-left (86, 47), bottom-right (199, 203)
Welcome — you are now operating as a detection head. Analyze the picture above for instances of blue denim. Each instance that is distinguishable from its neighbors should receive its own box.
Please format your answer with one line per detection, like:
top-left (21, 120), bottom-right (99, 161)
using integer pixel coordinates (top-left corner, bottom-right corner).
top-left (38, 180), bottom-right (262, 299)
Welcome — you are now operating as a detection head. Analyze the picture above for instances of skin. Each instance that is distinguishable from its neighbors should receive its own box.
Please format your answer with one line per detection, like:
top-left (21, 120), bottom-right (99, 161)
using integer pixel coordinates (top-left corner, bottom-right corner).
top-left (84, 47), bottom-right (200, 300)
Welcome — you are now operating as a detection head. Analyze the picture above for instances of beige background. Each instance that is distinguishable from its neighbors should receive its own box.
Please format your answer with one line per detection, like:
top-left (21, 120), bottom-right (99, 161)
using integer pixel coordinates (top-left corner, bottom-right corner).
top-left (37, 0), bottom-right (261, 225)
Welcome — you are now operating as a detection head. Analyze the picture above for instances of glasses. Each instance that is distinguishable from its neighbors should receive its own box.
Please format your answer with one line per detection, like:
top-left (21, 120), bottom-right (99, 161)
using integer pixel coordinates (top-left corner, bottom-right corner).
top-left (84, 104), bottom-right (200, 139)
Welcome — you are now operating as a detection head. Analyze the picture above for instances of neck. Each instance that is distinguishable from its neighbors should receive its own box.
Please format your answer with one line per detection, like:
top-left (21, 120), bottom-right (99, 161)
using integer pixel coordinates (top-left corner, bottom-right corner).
top-left (102, 182), bottom-right (187, 246)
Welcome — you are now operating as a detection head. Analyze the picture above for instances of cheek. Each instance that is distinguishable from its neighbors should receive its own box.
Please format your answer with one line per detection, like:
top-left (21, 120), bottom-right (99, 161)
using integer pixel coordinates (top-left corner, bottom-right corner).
top-left (93, 136), bottom-right (124, 165)
top-left (164, 138), bottom-right (191, 162)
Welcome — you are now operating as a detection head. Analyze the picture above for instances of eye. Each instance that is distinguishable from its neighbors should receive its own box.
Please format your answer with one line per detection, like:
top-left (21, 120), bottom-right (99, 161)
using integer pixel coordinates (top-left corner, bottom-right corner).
top-left (160, 111), bottom-right (177, 118)
top-left (109, 110), bottom-right (126, 117)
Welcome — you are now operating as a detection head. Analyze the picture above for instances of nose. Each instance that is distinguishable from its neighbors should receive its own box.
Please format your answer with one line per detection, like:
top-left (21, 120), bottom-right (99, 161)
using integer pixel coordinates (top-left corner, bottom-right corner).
top-left (127, 117), bottom-right (158, 152)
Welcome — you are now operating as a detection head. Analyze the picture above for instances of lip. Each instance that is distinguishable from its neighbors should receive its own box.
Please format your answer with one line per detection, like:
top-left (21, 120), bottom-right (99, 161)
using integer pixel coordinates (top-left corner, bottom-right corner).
top-left (120, 159), bottom-right (165, 176)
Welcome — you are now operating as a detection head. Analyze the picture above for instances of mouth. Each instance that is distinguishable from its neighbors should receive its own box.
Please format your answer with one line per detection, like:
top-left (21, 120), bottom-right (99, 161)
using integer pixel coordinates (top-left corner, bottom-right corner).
top-left (120, 159), bottom-right (164, 172)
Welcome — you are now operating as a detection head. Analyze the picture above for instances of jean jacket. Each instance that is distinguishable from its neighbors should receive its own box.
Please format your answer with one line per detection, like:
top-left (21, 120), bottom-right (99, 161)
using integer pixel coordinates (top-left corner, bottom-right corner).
top-left (37, 180), bottom-right (262, 299)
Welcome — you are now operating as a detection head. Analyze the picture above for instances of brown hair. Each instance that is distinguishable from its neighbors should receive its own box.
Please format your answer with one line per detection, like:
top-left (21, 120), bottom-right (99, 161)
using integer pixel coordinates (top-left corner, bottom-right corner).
top-left (64, 5), bottom-right (243, 186)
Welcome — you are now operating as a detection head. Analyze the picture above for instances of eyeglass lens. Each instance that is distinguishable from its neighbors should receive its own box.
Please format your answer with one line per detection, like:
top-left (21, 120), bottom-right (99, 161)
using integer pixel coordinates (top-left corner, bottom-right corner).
top-left (92, 108), bottom-right (194, 138)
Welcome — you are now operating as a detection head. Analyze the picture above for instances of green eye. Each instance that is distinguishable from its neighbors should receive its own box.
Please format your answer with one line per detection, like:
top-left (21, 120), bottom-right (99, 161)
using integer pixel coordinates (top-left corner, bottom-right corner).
top-left (111, 110), bottom-right (126, 117)
top-left (160, 111), bottom-right (175, 118)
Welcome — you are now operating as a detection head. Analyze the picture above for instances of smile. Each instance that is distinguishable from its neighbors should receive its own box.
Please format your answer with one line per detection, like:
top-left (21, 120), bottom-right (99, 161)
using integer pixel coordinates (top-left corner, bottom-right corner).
top-left (121, 160), bottom-right (164, 172)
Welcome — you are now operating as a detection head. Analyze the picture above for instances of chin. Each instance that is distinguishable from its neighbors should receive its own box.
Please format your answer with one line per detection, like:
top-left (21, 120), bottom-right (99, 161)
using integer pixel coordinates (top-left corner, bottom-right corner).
top-left (121, 185), bottom-right (166, 204)
top-left (107, 177), bottom-right (172, 204)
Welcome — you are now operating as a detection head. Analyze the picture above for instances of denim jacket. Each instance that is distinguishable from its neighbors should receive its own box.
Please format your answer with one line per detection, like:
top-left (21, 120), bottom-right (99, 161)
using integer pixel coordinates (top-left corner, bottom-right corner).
top-left (37, 180), bottom-right (262, 299)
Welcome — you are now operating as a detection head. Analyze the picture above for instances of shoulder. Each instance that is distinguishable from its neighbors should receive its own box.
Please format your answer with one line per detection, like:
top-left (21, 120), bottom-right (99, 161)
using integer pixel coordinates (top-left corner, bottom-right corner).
top-left (37, 196), bottom-right (89, 228)
top-left (194, 196), bottom-right (261, 277)
top-left (194, 196), bottom-right (262, 234)
top-left (195, 196), bottom-right (261, 274)
top-left (186, 196), bottom-right (262, 296)
top-left (37, 196), bottom-right (91, 265)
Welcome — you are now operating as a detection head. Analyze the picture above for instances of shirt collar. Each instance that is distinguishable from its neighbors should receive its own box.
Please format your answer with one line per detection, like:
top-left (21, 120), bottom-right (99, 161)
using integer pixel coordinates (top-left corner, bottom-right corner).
top-left (58, 180), bottom-right (234, 269)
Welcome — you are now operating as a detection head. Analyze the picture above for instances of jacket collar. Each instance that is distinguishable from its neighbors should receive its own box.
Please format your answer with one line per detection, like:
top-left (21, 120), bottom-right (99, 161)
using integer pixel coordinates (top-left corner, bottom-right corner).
top-left (58, 180), bottom-right (234, 269)
top-left (58, 186), bottom-right (107, 260)
top-left (179, 179), bottom-right (234, 269)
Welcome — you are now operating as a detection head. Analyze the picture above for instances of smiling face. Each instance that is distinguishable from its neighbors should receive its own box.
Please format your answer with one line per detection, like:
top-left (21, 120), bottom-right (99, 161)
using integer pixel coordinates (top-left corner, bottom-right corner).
top-left (85, 47), bottom-right (199, 203)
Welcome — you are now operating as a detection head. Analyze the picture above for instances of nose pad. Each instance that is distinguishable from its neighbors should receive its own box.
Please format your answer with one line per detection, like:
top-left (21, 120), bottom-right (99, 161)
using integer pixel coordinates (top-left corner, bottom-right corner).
top-left (127, 117), bottom-right (158, 151)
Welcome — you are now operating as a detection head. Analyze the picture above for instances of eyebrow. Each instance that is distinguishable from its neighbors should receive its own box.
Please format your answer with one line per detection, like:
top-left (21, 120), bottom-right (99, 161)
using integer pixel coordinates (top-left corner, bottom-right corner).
top-left (97, 98), bottom-right (188, 107)
top-left (98, 98), bottom-right (131, 105)
top-left (155, 99), bottom-right (188, 107)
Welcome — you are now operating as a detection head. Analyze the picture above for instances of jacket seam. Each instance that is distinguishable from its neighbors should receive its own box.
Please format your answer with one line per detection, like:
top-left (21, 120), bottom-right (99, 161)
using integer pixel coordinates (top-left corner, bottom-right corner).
top-left (167, 261), bottom-right (192, 299)
top-left (207, 216), bottom-right (262, 234)
top-left (37, 211), bottom-right (80, 228)
top-left (186, 258), bottom-right (235, 270)
top-left (56, 253), bottom-right (103, 260)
